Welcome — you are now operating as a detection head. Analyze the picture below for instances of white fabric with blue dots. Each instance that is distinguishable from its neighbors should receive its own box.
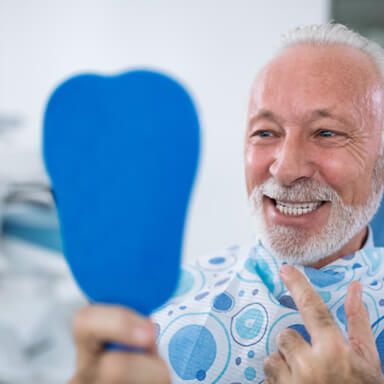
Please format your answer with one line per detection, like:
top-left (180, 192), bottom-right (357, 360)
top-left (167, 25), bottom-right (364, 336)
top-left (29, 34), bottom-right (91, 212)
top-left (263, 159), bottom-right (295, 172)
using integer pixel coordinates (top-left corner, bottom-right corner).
top-left (152, 237), bottom-right (384, 383)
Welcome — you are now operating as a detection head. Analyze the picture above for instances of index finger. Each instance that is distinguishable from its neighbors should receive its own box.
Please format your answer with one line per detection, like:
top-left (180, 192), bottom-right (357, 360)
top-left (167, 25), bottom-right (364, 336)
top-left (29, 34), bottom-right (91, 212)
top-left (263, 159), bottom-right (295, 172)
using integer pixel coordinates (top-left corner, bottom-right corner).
top-left (72, 304), bottom-right (157, 375)
top-left (73, 304), bottom-right (155, 352)
top-left (279, 264), bottom-right (344, 343)
top-left (345, 281), bottom-right (380, 361)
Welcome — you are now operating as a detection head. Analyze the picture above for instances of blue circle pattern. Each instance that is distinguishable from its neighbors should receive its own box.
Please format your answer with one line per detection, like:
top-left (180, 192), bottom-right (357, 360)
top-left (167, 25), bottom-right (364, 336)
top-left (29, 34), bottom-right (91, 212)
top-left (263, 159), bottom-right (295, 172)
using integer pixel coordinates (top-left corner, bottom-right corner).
top-left (210, 257), bottom-right (225, 265)
top-left (196, 369), bottom-right (207, 381)
top-left (152, 243), bottom-right (384, 382)
top-left (236, 309), bottom-right (264, 340)
top-left (213, 292), bottom-right (234, 312)
top-left (231, 303), bottom-right (269, 347)
top-left (195, 291), bottom-right (210, 301)
top-left (304, 267), bottom-right (345, 287)
top-left (168, 324), bottom-right (216, 380)
top-left (244, 367), bottom-right (256, 381)
top-left (278, 295), bottom-right (297, 310)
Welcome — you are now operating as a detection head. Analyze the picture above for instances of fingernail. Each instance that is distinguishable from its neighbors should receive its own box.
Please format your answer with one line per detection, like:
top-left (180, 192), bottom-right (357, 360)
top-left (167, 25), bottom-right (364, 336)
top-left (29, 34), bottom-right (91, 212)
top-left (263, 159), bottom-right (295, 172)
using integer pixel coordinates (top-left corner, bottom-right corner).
top-left (280, 264), bottom-right (294, 278)
top-left (133, 324), bottom-right (152, 344)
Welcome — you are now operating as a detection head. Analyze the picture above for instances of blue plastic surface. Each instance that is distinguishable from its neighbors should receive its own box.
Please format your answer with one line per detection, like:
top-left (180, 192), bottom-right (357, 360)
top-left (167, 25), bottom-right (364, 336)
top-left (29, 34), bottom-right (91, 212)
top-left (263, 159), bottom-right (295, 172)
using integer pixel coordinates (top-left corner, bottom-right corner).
top-left (370, 206), bottom-right (384, 247)
top-left (43, 70), bottom-right (200, 316)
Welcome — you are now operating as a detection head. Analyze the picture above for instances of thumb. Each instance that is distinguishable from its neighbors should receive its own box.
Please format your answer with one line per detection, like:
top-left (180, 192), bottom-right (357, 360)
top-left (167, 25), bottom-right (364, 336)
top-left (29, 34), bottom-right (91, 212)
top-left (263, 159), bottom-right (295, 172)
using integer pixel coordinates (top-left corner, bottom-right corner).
top-left (345, 281), bottom-right (378, 360)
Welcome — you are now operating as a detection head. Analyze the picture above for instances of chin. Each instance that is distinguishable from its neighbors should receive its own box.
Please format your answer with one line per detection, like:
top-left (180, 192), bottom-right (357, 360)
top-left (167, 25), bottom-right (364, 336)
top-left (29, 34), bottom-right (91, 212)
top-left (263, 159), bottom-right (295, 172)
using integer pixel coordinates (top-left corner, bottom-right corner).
top-left (251, 214), bottom-right (334, 265)
top-left (260, 225), bottom-right (341, 266)
top-left (251, 209), bottom-right (368, 266)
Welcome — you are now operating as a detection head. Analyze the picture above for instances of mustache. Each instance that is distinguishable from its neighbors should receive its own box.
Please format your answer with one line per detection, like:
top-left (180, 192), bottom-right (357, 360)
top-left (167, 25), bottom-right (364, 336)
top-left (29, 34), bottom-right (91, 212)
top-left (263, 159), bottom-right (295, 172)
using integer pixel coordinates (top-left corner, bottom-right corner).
top-left (252, 178), bottom-right (340, 202)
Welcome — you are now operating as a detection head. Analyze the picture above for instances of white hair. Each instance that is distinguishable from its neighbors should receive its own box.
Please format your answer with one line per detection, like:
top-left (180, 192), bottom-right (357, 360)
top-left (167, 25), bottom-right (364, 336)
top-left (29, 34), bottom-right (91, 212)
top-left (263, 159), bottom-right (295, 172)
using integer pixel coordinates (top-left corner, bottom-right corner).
top-left (279, 23), bottom-right (384, 150)
top-left (280, 23), bottom-right (384, 81)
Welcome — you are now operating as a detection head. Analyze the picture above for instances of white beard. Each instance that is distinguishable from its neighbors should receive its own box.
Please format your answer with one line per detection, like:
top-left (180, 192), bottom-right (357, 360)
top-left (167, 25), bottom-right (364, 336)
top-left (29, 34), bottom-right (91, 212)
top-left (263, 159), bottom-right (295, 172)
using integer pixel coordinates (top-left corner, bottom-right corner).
top-left (248, 156), bottom-right (384, 266)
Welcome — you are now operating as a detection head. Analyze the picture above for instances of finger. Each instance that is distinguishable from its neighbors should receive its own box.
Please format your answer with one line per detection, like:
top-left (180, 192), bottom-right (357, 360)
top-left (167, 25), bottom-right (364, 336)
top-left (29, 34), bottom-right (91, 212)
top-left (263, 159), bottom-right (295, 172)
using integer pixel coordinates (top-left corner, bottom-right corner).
top-left (98, 351), bottom-right (171, 384)
top-left (276, 328), bottom-right (310, 366)
top-left (73, 305), bottom-right (155, 350)
top-left (73, 304), bottom-right (156, 370)
top-left (264, 352), bottom-right (291, 383)
top-left (280, 264), bottom-right (343, 342)
top-left (345, 281), bottom-right (379, 361)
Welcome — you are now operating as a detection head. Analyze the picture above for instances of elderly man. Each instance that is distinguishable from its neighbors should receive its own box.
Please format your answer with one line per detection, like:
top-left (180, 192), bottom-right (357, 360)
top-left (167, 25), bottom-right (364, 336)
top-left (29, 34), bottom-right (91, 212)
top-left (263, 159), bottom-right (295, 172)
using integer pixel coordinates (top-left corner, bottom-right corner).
top-left (69, 24), bottom-right (384, 383)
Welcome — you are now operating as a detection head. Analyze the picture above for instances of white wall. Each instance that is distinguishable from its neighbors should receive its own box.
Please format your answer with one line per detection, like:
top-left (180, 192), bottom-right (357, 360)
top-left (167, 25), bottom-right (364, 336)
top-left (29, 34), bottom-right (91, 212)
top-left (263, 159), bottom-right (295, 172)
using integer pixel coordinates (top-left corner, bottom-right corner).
top-left (0, 0), bottom-right (329, 261)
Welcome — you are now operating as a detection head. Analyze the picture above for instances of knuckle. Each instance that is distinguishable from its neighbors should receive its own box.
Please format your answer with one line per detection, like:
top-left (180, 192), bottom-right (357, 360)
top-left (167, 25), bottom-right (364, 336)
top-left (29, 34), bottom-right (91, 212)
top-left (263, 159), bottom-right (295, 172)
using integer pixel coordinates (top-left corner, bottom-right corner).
top-left (315, 309), bottom-right (335, 328)
top-left (98, 353), bottom-right (127, 383)
top-left (111, 308), bottom-right (147, 343)
top-left (327, 337), bottom-right (348, 357)
top-left (72, 306), bottom-right (93, 340)
top-left (347, 335), bottom-right (364, 354)
top-left (263, 353), bottom-right (281, 377)
top-left (296, 289), bottom-right (336, 330)
top-left (110, 307), bottom-right (142, 334)
top-left (277, 328), bottom-right (299, 348)
top-left (294, 352), bottom-right (311, 373)
top-left (297, 289), bottom-right (319, 310)
top-left (112, 308), bottom-right (131, 332)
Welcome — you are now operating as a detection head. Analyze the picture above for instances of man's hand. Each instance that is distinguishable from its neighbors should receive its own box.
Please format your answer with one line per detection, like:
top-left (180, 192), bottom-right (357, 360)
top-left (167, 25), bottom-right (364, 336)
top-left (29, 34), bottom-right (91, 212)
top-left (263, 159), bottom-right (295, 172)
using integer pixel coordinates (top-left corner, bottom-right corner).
top-left (264, 265), bottom-right (384, 384)
top-left (69, 305), bottom-right (171, 384)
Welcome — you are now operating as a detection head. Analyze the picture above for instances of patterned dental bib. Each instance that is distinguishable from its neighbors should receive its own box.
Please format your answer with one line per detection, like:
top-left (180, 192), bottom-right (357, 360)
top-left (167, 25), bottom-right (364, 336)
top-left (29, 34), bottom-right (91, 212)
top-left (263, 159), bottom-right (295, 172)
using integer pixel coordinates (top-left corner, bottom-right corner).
top-left (151, 240), bottom-right (384, 383)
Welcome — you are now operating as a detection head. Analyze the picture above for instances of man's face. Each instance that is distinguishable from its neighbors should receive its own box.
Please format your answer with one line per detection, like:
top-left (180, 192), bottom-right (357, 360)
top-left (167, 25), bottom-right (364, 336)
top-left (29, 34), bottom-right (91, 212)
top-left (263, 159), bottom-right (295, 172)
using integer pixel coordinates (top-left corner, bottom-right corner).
top-left (245, 44), bottom-right (384, 265)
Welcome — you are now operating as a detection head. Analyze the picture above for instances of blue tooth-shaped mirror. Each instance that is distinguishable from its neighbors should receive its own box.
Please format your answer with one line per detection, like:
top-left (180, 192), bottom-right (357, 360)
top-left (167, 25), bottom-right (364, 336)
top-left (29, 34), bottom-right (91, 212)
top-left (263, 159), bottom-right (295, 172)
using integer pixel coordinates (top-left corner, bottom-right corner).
top-left (43, 70), bottom-right (200, 316)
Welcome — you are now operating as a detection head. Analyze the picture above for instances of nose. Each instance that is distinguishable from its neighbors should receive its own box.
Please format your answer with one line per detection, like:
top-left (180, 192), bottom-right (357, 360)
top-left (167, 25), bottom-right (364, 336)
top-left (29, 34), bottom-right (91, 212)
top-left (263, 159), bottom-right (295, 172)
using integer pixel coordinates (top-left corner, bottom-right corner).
top-left (269, 136), bottom-right (316, 186)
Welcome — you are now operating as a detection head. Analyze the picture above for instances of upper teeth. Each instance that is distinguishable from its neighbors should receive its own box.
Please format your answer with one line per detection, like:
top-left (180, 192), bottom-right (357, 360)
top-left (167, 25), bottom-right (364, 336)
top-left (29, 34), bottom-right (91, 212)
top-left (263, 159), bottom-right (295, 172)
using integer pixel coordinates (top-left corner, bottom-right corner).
top-left (275, 201), bottom-right (322, 216)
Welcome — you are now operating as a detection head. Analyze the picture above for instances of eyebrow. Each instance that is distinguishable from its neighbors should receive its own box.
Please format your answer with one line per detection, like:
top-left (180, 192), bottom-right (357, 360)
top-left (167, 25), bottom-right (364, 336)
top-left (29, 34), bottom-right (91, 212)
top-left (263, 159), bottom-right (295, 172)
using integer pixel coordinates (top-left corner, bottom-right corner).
top-left (248, 107), bottom-right (349, 127)
top-left (307, 108), bottom-right (351, 126)
top-left (308, 109), bottom-right (334, 120)
top-left (248, 109), bottom-right (282, 126)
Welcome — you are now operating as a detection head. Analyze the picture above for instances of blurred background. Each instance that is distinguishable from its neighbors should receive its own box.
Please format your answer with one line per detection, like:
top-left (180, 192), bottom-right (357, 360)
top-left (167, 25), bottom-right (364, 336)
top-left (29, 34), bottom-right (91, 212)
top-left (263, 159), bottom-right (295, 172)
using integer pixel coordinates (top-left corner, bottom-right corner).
top-left (0, 0), bottom-right (382, 382)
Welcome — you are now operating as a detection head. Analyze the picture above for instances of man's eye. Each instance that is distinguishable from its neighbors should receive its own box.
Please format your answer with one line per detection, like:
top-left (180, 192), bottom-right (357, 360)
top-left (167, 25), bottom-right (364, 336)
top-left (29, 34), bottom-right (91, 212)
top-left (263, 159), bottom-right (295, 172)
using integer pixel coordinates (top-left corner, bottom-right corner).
top-left (318, 130), bottom-right (336, 138)
top-left (255, 130), bottom-right (274, 137)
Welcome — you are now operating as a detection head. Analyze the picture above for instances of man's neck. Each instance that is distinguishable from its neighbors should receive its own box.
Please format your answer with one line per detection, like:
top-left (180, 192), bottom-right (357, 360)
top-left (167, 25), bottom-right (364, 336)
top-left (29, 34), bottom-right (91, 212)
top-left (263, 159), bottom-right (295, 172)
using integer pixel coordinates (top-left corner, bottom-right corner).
top-left (307, 226), bottom-right (369, 269)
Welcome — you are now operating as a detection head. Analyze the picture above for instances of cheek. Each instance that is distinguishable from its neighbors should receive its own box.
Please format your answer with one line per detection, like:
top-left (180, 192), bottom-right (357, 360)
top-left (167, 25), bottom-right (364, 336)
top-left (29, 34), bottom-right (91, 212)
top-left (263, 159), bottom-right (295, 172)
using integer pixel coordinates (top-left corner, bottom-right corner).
top-left (245, 146), bottom-right (271, 195)
top-left (318, 154), bottom-right (373, 206)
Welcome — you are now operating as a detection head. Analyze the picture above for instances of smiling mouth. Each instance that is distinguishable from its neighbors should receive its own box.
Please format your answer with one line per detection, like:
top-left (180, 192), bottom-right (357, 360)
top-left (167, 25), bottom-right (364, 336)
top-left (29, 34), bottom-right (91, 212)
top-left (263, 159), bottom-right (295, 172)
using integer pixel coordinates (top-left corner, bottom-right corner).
top-left (269, 197), bottom-right (325, 216)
